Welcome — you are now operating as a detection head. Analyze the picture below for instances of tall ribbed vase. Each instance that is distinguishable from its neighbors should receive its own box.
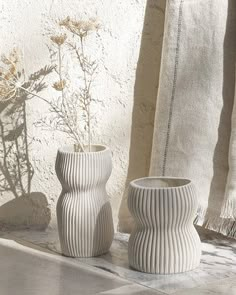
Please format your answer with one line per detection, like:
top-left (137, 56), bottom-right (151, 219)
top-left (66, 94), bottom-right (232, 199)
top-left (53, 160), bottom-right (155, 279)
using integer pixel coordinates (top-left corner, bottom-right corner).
top-left (128, 177), bottom-right (201, 274)
top-left (55, 145), bottom-right (114, 257)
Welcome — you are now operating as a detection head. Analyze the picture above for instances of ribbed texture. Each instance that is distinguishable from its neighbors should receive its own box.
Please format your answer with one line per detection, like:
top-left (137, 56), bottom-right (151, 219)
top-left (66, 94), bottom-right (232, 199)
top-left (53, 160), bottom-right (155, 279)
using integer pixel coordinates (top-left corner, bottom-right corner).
top-left (55, 145), bottom-right (114, 257)
top-left (128, 177), bottom-right (201, 274)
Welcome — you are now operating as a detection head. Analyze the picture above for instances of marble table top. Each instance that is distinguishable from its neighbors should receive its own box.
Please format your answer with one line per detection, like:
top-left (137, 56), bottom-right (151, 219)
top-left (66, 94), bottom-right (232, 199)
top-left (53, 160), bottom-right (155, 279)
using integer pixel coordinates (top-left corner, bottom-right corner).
top-left (1, 226), bottom-right (236, 294)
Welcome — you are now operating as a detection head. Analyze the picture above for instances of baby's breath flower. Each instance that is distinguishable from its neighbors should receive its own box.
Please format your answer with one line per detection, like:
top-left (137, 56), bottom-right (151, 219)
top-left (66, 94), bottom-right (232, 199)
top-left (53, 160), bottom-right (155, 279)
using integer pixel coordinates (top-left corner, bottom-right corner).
top-left (52, 79), bottom-right (66, 91)
top-left (59, 16), bottom-right (100, 38)
top-left (82, 22), bottom-right (96, 32)
top-left (88, 18), bottom-right (100, 30)
top-left (59, 16), bottom-right (71, 27)
top-left (50, 34), bottom-right (67, 46)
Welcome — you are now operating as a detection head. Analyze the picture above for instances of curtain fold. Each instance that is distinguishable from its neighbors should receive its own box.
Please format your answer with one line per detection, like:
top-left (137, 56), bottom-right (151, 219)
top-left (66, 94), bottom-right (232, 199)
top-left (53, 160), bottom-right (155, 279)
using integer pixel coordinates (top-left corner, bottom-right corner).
top-left (118, 0), bottom-right (236, 238)
top-left (221, 80), bottom-right (236, 220)
top-left (150, 0), bottom-right (236, 237)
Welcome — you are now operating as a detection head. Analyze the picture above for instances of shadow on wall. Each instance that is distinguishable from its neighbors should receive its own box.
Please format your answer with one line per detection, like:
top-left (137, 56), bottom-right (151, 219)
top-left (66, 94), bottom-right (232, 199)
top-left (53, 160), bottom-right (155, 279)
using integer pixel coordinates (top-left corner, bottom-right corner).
top-left (118, 0), bottom-right (166, 233)
top-left (0, 192), bottom-right (50, 230)
top-left (0, 65), bottom-right (52, 230)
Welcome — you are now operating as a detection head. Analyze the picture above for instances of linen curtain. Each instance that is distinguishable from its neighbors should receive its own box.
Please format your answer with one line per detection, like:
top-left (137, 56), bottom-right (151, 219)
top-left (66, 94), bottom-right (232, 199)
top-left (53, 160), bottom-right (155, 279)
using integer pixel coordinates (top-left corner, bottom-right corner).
top-left (150, 0), bottom-right (236, 237)
top-left (119, 0), bottom-right (236, 238)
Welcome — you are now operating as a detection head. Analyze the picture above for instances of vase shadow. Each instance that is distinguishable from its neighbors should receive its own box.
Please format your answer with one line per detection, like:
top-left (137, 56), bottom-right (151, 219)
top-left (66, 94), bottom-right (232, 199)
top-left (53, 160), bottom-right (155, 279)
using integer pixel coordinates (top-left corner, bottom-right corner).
top-left (0, 192), bottom-right (51, 231)
top-left (92, 201), bottom-right (114, 256)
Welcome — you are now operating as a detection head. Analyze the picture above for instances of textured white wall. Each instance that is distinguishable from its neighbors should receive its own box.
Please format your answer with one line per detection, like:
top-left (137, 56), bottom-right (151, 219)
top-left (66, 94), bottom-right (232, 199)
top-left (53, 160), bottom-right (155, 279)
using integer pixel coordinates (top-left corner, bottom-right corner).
top-left (0, 0), bottom-right (165, 230)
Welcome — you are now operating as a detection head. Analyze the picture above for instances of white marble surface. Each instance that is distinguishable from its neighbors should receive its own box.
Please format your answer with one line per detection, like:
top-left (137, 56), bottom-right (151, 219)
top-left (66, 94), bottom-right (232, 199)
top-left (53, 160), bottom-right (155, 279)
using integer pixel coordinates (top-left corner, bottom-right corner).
top-left (1, 227), bottom-right (236, 294)
top-left (0, 238), bottom-right (134, 295)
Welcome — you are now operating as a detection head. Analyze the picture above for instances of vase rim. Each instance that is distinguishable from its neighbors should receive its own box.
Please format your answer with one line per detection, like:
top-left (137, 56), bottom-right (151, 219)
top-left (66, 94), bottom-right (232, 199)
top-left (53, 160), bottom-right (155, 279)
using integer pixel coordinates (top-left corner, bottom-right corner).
top-left (130, 176), bottom-right (192, 190)
top-left (58, 144), bottom-right (109, 154)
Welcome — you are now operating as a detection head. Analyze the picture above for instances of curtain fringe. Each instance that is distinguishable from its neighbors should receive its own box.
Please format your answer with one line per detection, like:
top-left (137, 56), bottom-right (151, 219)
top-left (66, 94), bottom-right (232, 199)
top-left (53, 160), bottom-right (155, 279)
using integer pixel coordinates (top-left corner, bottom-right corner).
top-left (194, 205), bottom-right (236, 238)
top-left (220, 198), bottom-right (236, 219)
top-left (194, 205), bottom-right (207, 225)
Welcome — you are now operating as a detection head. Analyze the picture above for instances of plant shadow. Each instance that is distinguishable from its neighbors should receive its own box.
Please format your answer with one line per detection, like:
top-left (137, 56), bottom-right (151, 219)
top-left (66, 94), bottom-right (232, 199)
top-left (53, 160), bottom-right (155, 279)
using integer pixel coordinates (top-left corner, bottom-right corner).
top-left (0, 57), bottom-right (53, 230)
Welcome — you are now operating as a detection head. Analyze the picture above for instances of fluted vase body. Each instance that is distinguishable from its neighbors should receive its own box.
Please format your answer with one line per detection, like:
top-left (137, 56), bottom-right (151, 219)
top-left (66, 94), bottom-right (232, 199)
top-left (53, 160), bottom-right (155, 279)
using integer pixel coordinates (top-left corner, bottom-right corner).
top-left (56, 145), bottom-right (114, 257)
top-left (128, 177), bottom-right (201, 274)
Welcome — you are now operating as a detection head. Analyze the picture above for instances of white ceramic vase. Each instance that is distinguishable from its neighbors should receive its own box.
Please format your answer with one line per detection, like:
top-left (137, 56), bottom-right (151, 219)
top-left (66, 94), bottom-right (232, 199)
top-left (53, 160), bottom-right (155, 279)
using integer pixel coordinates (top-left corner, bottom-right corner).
top-left (128, 177), bottom-right (201, 274)
top-left (55, 145), bottom-right (114, 257)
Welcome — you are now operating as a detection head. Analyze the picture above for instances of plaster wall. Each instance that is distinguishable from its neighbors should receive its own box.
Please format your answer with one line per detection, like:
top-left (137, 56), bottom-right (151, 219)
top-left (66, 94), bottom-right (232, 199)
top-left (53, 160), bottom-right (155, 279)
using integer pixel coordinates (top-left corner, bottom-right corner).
top-left (0, 0), bottom-right (165, 231)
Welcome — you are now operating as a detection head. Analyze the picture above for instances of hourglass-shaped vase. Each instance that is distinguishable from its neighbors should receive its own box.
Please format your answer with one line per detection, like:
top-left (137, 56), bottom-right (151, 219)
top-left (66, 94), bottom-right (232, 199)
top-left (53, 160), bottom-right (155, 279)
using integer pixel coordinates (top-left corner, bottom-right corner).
top-left (128, 177), bottom-right (201, 274)
top-left (55, 145), bottom-right (114, 257)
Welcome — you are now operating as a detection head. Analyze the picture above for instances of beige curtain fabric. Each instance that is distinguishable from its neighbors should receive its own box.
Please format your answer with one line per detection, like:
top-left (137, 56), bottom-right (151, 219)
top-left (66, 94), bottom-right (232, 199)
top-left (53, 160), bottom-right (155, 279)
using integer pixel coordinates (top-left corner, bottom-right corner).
top-left (150, 0), bottom-right (236, 237)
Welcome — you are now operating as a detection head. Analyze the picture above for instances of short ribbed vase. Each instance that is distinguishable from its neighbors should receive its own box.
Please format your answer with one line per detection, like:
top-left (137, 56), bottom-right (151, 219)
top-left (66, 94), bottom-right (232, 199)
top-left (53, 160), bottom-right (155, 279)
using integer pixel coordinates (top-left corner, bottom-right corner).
top-left (55, 145), bottom-right (114, 257)
top-left (128, 177), bottom-right (201, 274)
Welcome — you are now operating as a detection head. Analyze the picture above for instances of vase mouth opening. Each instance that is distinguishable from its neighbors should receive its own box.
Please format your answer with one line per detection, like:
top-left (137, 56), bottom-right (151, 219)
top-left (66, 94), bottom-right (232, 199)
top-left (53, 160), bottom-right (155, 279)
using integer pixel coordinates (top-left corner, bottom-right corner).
top-left (58, 144), bottom-right (108, 154)
top-left (131, 177), bottom-right (191, 189)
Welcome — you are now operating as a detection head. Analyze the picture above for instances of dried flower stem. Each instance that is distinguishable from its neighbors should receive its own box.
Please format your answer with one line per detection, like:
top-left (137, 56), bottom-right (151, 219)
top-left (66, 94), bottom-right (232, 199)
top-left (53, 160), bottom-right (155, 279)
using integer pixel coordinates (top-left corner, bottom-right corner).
top-left (30, 17), bottom-right (100, 153)
top-left (21, 86), bottom-right (85, 152)
top-left (60, 16), bottom-right (99, 152)
top-left (80, 36), bottom-right (91, 152)
top-left (58, 45), bottom-right (64, 97)
top-left (57, 45), bottom-right (68, 131)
